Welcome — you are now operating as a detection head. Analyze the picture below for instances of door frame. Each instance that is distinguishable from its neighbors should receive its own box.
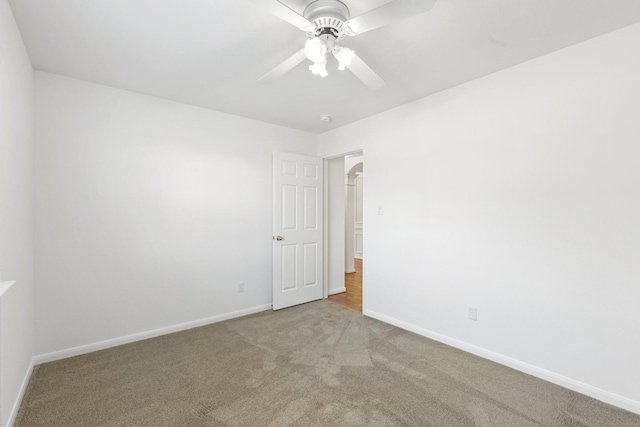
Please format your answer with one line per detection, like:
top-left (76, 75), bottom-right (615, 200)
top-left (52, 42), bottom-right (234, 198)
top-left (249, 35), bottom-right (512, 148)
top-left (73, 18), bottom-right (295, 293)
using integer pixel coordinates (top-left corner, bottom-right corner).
top-left (322, 149), bottom-right (365, 311)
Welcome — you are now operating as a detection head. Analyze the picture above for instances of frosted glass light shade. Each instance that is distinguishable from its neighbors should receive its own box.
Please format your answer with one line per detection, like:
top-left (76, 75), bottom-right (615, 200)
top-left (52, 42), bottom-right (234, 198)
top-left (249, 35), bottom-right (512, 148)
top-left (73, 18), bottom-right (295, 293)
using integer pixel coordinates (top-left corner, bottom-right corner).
top-left (333, 46), bottom-right (355, 70)
top-left (309, 60), bottom-right (328, 77)
top-left (304, 37), bottom-right (327, 63)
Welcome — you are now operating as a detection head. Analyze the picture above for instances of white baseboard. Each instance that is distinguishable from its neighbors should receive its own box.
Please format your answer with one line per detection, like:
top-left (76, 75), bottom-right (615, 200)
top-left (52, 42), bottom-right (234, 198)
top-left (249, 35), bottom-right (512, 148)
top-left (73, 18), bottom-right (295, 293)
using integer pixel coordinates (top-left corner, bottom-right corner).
top-left (364, 309), bottom-right (640, 416)
top-left (6, 357), bottom-right (35, 427)
top-left (345, 269), bottom-right (356, 274)
top-left (34, 304), bottom-right (272, 365)
top-left (328, 287), bottom-right (346, 295)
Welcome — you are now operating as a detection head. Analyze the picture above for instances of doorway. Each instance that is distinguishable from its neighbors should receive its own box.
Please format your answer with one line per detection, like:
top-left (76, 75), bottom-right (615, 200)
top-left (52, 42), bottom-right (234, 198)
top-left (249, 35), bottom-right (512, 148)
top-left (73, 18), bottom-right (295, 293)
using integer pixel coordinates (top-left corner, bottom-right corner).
top-left (326, 152), bottom-right (363, 312)
top-left (328, 258), bottom-right (362, 311)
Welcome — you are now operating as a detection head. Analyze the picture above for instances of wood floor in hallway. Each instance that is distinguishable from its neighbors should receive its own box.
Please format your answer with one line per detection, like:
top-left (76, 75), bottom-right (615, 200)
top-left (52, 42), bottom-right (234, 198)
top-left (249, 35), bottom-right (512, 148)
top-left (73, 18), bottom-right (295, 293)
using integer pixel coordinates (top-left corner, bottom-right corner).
top-left (328, 258), bottom-right (362, 312)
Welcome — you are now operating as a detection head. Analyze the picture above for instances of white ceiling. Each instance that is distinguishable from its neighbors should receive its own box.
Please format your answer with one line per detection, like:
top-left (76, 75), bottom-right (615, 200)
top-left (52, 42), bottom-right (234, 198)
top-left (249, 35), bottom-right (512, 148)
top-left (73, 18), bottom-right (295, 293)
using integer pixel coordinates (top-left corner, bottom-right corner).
top-left (9, 0), bottom-right (640, 133)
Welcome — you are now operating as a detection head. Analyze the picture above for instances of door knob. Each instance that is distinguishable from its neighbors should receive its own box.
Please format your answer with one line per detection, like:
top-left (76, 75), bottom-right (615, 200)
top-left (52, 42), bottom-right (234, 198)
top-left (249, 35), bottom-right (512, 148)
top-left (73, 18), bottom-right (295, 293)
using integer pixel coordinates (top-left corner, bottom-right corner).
top-left (274, 235), bottom-right (284, 241)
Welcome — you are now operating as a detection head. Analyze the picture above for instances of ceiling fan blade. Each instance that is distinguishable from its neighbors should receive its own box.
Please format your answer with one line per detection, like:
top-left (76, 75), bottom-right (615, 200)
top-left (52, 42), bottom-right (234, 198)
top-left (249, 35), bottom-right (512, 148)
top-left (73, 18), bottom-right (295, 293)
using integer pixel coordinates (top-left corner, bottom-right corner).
top-left (345, 0), bottom-right (436, 35)
top-left (248, 0), bottom-right (315, 32)
top-left (347, 54), bottom-right (385, 90)
top-left (259, 49), bottom-right (308, 84)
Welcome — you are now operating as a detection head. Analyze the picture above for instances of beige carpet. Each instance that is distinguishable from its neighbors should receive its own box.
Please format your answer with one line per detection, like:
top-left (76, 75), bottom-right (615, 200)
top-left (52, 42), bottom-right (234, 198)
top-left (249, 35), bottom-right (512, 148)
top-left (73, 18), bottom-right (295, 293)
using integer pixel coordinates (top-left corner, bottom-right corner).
top-left (16, 300), bottom-right (639, 426)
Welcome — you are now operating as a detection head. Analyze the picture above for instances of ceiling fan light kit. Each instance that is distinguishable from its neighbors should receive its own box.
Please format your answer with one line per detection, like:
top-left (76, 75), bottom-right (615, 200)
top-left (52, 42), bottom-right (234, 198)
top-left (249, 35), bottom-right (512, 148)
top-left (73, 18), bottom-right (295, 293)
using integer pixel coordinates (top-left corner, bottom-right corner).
top-left (251, 0), bottom-right (436, 90)
top-left (304, 30), bottom-right (354, 77)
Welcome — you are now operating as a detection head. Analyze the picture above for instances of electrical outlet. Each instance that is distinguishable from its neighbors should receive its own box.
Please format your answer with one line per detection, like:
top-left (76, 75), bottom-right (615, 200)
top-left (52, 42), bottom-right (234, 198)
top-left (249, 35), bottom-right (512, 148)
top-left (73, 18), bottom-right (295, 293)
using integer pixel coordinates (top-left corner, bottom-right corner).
top-left (238, 283), bottom-right (245, 293)
top-left (468, 307), bottom-right (478, 321)
top-left (378, 206), bottom-right (384, 215)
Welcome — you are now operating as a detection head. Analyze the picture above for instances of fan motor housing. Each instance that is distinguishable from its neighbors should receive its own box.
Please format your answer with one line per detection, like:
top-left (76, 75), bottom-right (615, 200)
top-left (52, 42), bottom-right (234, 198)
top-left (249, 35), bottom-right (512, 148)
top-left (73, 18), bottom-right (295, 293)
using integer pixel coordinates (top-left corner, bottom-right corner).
top-left (304, 0), bottom-right (350, 39)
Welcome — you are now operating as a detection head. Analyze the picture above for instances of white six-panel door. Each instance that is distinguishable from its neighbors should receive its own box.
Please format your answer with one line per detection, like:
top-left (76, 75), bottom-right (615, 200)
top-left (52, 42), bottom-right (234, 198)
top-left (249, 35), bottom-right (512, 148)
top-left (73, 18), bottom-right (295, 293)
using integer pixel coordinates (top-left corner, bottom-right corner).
top-left (273, 152), bottom-right (323, 310)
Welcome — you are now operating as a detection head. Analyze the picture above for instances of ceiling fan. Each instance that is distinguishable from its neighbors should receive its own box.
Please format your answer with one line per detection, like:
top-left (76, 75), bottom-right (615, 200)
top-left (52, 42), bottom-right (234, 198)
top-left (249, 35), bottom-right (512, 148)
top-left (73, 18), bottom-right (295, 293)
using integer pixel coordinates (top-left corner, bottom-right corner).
top-left (249, 0), bottom-right (436, 90)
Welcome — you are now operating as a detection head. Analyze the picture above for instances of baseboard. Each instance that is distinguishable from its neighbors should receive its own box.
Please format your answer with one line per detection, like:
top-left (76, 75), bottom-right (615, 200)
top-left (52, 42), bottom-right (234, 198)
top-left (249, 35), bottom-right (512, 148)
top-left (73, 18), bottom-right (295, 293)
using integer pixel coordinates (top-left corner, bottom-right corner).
top-left (5, 356), bottom-right (35, 427)
top-left (34, 304), bottom-right (272, 365)
top-left (364, 309), bottom-right (640, 416)
top-left (328, 287), bottom-right (346, 295)
top-left (345, 269), bottom-right (356, 274)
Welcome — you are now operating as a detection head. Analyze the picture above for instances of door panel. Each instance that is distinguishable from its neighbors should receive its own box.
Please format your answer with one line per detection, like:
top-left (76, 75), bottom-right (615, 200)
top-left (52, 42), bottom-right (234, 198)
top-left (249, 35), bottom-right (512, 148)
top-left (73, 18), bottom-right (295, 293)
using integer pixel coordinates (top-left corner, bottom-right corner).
top-left (282, 185), bottom-right (297, 230)
top-left (281, 244), bottom-right (297, 291)
top-left (303, 243), bottom-right (318, 287)
top-left (273, 152), bottom-right (323, 310)
top-left (303, 186), bottom-right (318, 229)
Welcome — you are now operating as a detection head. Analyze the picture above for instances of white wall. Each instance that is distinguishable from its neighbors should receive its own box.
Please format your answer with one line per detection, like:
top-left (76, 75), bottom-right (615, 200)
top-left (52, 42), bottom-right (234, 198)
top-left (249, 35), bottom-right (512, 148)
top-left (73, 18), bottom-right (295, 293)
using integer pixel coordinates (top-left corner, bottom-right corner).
top-left (318, 23), bottom-right (640, 413)
top-left (34, 72), bottom-right (317, 357)
top-left (0, 1), bottom-right (34, 424)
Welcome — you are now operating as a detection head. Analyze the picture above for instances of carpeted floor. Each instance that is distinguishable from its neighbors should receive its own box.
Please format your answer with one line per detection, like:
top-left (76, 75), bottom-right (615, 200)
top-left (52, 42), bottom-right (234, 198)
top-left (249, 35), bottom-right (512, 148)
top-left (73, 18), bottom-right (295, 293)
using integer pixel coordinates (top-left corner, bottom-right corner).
top-left (16, 300), bottom-right (640, 426)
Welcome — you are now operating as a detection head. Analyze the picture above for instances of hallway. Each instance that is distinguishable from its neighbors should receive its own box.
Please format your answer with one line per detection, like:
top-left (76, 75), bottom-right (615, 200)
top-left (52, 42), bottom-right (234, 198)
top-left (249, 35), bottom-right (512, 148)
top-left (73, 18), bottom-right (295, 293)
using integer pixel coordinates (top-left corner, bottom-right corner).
top-left (328, 258), bottom-right (362, 312)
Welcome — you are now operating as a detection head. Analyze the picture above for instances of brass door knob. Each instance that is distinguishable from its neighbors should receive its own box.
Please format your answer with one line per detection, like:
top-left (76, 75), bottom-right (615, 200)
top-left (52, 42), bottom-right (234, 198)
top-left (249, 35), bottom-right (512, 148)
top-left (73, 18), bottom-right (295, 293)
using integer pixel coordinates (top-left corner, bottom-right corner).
top-left (274, 235), bottom-right (284, 241)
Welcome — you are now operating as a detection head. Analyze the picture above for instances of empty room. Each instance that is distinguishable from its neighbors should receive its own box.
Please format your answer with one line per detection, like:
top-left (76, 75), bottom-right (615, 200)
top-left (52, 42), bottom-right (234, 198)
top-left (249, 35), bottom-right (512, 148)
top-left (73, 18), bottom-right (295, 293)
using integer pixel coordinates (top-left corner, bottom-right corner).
top-left (1, 0), bottom-right (639, 425)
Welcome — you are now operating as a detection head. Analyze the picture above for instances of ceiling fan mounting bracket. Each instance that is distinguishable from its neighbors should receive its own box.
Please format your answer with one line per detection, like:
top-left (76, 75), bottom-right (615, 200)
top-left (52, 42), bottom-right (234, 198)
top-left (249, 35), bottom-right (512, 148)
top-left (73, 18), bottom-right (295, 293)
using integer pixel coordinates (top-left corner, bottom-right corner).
top-left (303, 0), bottom-right (350, 40)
